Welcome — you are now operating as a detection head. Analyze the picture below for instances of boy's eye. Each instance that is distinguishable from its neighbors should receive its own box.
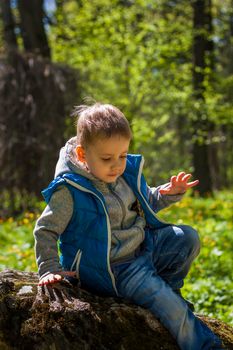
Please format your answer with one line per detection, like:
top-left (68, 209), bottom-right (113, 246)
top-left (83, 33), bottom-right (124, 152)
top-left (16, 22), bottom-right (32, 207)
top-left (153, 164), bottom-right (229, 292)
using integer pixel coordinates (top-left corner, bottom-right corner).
top-left (101, 155), bottom-right (127, 162)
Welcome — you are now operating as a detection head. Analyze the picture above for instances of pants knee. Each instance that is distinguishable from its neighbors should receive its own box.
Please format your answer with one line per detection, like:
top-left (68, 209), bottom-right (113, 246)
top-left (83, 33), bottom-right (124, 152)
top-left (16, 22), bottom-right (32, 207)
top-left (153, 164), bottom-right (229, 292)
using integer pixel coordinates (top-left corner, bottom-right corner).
top-left (179, 225), bottom-right (200, 256)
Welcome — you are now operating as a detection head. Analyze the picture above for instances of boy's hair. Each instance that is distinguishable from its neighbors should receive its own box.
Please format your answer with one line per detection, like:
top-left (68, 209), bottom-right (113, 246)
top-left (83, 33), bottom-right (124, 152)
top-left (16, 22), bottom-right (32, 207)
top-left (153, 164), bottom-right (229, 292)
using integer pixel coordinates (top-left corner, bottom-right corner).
top-left (72, 103), bottom-right (132, 147)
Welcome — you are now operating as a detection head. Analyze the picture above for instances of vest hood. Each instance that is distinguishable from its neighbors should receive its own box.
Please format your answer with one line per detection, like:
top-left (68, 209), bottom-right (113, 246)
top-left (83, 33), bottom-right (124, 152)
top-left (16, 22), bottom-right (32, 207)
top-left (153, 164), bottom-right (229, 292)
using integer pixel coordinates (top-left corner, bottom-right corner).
top-left (54, 138), bottom-right (144, 194)
top-left (55, 137), bottom-right (98, 181)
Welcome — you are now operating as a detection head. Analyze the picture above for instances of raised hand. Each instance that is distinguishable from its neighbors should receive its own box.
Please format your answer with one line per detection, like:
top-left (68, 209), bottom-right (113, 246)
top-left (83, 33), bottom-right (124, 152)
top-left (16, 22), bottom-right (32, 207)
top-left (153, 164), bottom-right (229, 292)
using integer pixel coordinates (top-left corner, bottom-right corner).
top-left (159, 172), bottom-right (199, 195)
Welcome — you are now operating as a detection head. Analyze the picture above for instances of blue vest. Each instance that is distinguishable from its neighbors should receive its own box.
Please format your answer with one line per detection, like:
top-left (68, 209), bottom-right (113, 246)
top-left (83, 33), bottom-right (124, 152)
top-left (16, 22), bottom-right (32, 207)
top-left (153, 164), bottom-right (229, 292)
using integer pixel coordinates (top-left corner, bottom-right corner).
top-left (42, 154), bottom-right (169, 296)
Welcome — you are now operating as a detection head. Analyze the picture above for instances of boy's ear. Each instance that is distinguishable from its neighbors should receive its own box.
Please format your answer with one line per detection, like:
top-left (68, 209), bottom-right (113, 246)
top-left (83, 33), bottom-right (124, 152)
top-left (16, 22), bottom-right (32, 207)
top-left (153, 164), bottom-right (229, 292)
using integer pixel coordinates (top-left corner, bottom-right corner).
top-left (76, 145), bottom-right (86, 163)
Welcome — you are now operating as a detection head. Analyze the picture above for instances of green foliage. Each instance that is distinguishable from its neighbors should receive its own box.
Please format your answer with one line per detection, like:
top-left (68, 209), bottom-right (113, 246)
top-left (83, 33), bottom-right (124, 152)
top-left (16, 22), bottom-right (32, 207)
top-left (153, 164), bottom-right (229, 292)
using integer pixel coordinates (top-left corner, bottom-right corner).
top-left (49, 0), bottom-right (195, 183)
top-left (0, 192), bottom-right (232, 325)
top-left (47, 0), bottom-right (233, 186)
top-left (0, 213), bottom-right (38, 271)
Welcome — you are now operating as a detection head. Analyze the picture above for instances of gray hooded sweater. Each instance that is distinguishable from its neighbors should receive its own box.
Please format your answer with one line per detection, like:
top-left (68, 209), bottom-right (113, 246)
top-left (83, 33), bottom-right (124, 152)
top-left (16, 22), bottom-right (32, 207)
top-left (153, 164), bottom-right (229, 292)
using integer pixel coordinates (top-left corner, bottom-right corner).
top-left (34, 137), bottom-right (183, 278)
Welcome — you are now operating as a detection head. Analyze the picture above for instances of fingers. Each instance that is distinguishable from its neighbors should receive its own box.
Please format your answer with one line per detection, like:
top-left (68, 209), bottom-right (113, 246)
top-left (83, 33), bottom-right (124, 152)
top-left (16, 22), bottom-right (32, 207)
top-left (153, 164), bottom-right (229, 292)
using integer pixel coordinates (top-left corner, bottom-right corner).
top-left (186, 179), bottom-right (199, 188)
top-left (160, 172), bottom-right (199, 196)
top-left (176, 172), bottom-right (192, 183)
top-left (173, 172), bottom-right (198, 186)
top-left (171, 175), bottom-right (177, 186)
top-left (171, 173), bottom-right (188, 186)
top-left (38, 271), bottom-right (77, 286)
top-left (182, 173), bottom-right (192, 182)
top-left (38, 273), bottom-right (63, 286)
top-left (177, 172), bottom-right (186, 182)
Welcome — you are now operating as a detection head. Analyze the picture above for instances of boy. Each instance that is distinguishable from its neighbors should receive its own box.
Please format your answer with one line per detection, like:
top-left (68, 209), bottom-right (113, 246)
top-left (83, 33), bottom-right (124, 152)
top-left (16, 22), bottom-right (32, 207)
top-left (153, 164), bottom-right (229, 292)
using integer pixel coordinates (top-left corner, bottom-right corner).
top-left (34, 103), bottom-right (222, 349)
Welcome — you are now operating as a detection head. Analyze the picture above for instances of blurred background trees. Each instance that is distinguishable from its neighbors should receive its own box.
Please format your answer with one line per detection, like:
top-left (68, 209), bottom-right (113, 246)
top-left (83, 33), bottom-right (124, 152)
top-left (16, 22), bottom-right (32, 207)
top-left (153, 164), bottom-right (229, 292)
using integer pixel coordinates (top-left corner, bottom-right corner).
top-left (0, 0), bottom-right (78, 215)
top-left (0, 0), bottom-right (232, 216)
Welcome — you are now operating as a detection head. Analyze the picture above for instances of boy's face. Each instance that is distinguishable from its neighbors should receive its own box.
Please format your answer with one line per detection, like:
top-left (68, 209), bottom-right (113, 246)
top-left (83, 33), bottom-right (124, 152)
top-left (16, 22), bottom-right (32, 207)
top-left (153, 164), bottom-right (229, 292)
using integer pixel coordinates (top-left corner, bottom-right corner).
top-left (77, 135), bottom-right (130, 183)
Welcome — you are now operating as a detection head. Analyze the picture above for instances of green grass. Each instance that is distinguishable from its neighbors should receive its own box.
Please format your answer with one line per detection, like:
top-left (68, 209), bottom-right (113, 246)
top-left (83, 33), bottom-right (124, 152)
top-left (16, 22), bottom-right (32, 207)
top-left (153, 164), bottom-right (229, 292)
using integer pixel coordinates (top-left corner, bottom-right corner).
top-left (0, 213), bottom-right (39, 272)
top-left (0, 191), bottom-right (232, 325)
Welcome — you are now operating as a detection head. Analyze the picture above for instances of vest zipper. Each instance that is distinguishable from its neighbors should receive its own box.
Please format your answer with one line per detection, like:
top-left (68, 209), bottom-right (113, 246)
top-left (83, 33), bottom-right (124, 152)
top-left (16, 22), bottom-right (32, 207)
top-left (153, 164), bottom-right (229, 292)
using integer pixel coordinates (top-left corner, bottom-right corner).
top-left (64, 178), bottom-right (118, 295)
top-left (70, 249), bottom-right (82, 278)
top-left (109, 186), bottom-right (126, 229)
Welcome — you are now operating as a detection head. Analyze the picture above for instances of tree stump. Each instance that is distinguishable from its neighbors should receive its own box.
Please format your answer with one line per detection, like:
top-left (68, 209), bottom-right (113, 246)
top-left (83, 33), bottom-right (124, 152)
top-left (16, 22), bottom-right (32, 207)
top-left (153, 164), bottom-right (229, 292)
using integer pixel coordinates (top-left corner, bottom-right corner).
top-left (0, 269), bottom-right (232, 349)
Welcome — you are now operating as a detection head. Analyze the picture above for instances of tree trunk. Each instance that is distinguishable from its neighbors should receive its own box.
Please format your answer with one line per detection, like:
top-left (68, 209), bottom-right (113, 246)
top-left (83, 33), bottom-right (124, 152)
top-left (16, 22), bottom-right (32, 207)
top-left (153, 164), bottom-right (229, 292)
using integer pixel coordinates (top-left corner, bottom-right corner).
top-left (0, 0), bottom-right (17, 49)
top-left (0, 269), bottom-right (232, 350)
top-left (205, 0), bottom-right (222, 190)
top-left (18, 0), bottom-right (51, 58)
top-left (0, 52), bottom-right (78, 216)
top-left (192, 0), bottom-right (213, 195)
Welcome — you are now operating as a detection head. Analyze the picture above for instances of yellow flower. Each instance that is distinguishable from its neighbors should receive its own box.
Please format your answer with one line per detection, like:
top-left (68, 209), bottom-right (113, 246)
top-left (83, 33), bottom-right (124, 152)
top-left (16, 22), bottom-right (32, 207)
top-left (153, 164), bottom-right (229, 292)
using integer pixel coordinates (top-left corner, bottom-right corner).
top-left (23, 218), bottom-right (29, 225)
top-left (25, 212), bottom-right (35, 219)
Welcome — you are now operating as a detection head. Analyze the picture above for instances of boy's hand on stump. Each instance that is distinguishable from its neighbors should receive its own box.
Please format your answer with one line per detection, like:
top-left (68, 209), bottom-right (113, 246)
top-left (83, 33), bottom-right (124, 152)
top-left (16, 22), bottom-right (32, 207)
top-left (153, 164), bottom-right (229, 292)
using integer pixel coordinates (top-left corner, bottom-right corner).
top-left (34, 278), bottom-right (77, 312)
top-left (38, 271), bottom-right (77, 286)
top-left (159, 172), bottom-right (199, 195)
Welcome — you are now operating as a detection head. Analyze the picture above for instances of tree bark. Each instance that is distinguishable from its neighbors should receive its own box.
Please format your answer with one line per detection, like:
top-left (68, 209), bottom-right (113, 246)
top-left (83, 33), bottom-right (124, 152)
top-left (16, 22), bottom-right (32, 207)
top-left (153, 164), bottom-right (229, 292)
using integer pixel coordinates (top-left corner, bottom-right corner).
top-left (0, 269), bottom-right (232, 350)
top-left (205, 0), bottom-right (222, 190)
top-left (0, 0), bottom-right (18, 49)
top-left (0, 52), bottom-right (78, 215)
top-left (17, 0), bottom-right (51, 58)
top-left (192, 0), bottom-right (213, 195)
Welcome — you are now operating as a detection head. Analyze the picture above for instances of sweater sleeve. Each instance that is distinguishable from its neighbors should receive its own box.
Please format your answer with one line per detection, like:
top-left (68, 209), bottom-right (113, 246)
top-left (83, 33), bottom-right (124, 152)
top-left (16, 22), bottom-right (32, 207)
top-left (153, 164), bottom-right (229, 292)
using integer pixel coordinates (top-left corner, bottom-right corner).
top-left (33, 185), bottom-right (73, 277)
top-left (146, 183), bottom-right (184, 213)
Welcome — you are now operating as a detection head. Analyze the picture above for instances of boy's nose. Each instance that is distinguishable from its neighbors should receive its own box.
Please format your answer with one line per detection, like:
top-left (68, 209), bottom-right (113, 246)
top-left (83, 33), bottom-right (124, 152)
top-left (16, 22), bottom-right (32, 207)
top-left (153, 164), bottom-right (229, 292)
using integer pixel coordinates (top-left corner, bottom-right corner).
top-left (111, 159), bottom-right (121, 169)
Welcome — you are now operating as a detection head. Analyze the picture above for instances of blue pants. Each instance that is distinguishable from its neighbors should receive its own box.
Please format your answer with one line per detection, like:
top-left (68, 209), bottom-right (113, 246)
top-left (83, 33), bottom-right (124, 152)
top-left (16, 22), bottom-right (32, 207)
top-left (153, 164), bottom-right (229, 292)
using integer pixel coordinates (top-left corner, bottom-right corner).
top-left (112, 225), bottom-right (223, 350)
